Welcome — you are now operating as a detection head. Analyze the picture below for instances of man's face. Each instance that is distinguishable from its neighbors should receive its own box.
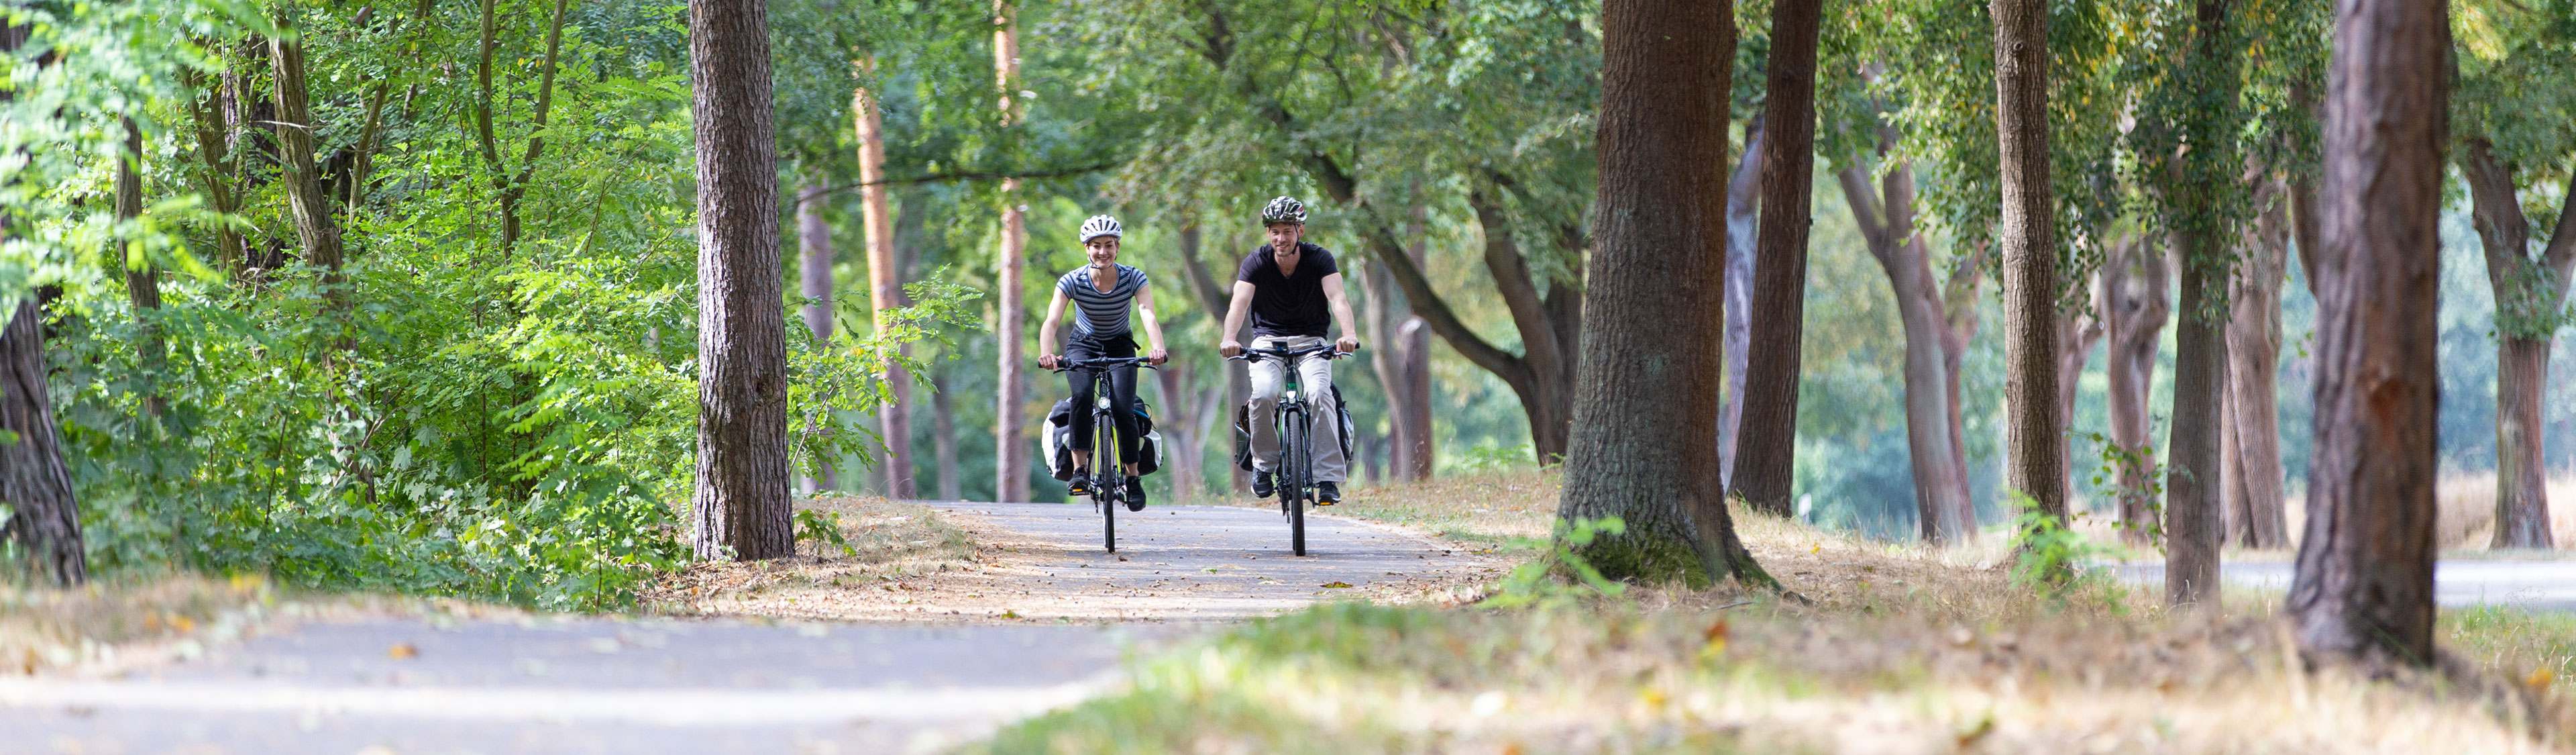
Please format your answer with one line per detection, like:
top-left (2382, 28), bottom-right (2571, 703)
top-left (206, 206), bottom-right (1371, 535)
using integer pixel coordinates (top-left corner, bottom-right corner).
top-left (1265, 223), bottom-right (1303, 255)
top-left (1085, 236), bottom-right (1120, 267)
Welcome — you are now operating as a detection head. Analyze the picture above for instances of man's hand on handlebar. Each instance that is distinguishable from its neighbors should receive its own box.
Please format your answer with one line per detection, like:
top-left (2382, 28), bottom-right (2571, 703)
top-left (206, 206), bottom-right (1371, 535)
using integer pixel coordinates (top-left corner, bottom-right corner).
top-left (1335, 336), bottom-right (1360, 354)
top-left (1037, 354), bottom-right (1062, 369)
top-left (1147, 348), bottom-right (1169, 366)
top-left (1219, 340), bottom-right (1243, 358)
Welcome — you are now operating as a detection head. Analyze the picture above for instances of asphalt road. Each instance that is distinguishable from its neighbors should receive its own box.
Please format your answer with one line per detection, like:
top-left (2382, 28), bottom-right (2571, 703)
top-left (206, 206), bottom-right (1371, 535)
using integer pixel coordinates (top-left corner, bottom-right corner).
top-left (1, 502), bottom-right (1481, 754)
top-left (2110, 559), bottom-right (2576, 611)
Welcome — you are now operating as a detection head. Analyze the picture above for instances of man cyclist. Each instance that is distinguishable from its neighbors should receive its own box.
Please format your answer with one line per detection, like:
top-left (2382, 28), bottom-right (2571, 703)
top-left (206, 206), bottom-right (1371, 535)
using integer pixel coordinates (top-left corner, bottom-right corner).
top-left (1036, 214), bottom-right (1171, 509)
top-left (1219, 197), bottom-right (1360, 504)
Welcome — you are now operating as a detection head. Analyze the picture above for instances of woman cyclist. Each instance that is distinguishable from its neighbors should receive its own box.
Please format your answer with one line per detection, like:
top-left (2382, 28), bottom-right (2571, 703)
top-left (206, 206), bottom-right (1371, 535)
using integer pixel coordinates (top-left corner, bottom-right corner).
top-left (1036, 214), bottom-right (1171, 507)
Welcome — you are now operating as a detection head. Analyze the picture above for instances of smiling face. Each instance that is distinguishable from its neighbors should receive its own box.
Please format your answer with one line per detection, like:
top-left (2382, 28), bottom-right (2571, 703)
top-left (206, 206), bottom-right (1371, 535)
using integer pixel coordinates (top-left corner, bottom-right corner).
top-left (1265, 223), bottom-right (1303, 256)
top-left (1085, 236), bottom-right (1120, 268)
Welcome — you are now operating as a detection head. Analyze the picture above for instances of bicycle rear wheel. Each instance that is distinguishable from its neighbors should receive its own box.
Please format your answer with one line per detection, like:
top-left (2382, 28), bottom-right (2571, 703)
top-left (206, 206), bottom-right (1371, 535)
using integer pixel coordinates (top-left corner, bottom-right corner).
top-left (1285, 409), bottom-right (1307, 556)
top-left (1097, 410), bottom-right (1119, 553)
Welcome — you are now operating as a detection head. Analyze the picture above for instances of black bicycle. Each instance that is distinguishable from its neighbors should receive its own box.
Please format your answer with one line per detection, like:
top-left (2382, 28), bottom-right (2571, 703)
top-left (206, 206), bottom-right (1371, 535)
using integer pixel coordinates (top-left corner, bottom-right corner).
top-left (1049, 355), bottom-right (1157, 553)
top-left (1230, 344), bottom-right (1343, 557)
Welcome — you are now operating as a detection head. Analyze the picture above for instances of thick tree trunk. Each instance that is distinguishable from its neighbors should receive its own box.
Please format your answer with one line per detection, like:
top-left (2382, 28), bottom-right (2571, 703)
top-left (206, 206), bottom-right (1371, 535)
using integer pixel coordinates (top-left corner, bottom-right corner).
top-left (1839, 162), bottom-right (1973, 544)
top-left (1563, 0), bottom-right (1774, 590)
top-left (1992, 0), bottom-right (2065, 524)
top-left (796, 182), bottom-right (839, 493)
top-left (688, 0), bottom-right (793, 560)
top-left (855, 84), bottom-right (915, 499)
top-left (2165, 231), bottom-right (2230, 607)
top-left (2224, 179), bottom-right (2291, 548)
top-left (0, 299), bottom-right (83, 587)
top-left (991, 3), bottom-right (1028, 503)
top-left (1468, 189), bottom-right (1573, 462)
top-left (2460, 138), bottom-right (2576, 550)
top-left (2102, 237), bottom-right (2169, 543)
top-left (1729, 0), bottom-right (1823, 516)
top-left (930, 369), bottom-right (961, 500)
top-left (266, 14), bottom-right (346, 307)
top-left (1719, 119), bottom-right (1765, 484)
top-left (2286, 0), bottom-right (2449, 670)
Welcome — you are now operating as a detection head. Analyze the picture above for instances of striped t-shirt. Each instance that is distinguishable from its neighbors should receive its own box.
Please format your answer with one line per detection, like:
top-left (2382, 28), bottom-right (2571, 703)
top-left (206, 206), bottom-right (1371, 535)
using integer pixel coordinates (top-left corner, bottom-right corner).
top-left (1056, 264), bottom-right (1148, 338)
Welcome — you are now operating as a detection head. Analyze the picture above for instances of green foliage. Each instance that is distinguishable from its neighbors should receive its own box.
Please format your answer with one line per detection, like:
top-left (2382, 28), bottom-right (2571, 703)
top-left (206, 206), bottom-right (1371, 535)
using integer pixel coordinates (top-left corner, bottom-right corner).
top-left (2076, 430), bottom-right (2164, 542)
top-left (793, 509), bottom-right (856, 558)
top-left (2005, 496), bottom-right (2107, 599)
top-left (1482, 516), bottom-right (1627, 609)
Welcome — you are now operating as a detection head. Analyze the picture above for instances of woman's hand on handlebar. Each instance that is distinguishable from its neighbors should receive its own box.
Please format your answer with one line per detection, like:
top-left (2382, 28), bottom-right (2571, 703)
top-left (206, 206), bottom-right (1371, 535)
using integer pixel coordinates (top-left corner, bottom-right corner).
top-left (1147, 348), bottom-right (1169, 366)
top-left (1037, 354), bottom-right (1062, 370)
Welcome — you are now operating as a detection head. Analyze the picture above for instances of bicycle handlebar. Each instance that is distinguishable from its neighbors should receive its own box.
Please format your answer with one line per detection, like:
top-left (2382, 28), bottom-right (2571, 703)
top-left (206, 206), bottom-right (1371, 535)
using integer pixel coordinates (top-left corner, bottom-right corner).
top-left (1225, 344), bottom-right (1347, 364)
top-left (1045, 355), bottom-right (1161, 373)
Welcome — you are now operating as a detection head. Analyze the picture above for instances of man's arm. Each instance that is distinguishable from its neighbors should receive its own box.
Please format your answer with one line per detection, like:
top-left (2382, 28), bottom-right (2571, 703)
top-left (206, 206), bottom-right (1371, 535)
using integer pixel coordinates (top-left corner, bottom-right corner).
top-left (1136, 285), bottom-right (1170, 364)
top-left (1035, 287), bottom-right (1070, 368)
top-left (1320, 272), bottom-right (1360, 352)
top-left (1219, 281), bottom-right (1256, 357)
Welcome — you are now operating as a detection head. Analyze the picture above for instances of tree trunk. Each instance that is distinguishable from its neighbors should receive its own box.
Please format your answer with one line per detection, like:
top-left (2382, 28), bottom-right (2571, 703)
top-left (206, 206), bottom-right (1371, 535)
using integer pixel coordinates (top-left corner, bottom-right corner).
top-left (1719, 117), bottom-right (1766, 485)
top-left (1839, 160), bottom-right (1973, 544)
top-left (2286, 0), bottom-right (2449, 670)
top-left (795, 182), bottom-right (839, 493)
top-left (1562, 0), bottom-right (1774, 590)
top-left (2165, 230), bottom-right (2230, 607)
top-left (1941, 241), bottom-right (1990, 531)
top-left (2102, 237), bottom-right (2169, 543)
top-left (183, 65), bottom-right (245, 279)
top-left (688, 0), bottom-right (793, 561)
top-left (0, 299), bottom-right (83, 587)
top-left (931, 368), bottom-right (961, 500)
top-left (855, 83), bottom-right (915, 499)
top-left (2224, 177), bottom-right (2291, 548)
top-left (2058, 275), bottom-right (2105, 507)
top-left (1728, 0), bottom-right (1824, 516)
top-left (991, 2), bottom-right (1029, 503)
top-left (1179, 225), bottom-right (1255, 493)
top-left (1992, 0), bottom-right (2065, 525)
top-left (1467, 188), bottom-right (1572, 462)
top-left (1359, 219), bottom-right (1436, 482)
top-left (2459, 138), bottom-right (2576, 550)
top-left (116, 119), bottom-right (166, 419)
top-left (266, 13), bottom-right (346, 307)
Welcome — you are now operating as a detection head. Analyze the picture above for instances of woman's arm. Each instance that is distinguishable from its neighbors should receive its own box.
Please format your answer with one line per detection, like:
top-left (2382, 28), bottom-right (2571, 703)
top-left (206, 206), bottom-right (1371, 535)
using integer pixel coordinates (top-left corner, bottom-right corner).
top-left (1036, 287), bottom-right (1071, 368)
top-left (1136, 285), bottom-right (1169, 364)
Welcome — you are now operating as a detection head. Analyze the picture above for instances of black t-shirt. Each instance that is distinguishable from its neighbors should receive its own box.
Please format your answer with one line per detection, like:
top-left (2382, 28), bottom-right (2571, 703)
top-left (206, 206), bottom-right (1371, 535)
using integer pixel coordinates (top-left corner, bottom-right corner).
top-left (1235, 242), bottom-right (1338, 338)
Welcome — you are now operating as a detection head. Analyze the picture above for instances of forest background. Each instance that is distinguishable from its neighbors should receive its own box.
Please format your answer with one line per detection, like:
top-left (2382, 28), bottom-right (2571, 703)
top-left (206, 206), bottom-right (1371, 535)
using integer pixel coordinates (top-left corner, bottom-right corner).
top-left (1, 0), bottom-right (2569, 607)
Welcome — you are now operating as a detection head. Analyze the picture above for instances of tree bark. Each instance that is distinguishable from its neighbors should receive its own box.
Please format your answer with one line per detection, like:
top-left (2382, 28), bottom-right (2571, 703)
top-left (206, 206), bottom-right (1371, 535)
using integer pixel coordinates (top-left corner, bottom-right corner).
top-left (183, 65), bottom-right (245, 279)
top-left (991, 1), bottom-right (1029, 503)
top-left (1467, 188), bottom-right (1573, 461)
top-left (1992, 0), bottom-right (2064, 525)
top-left (116, 119), bottom-right (166, 419)
top-left (2224, 177), bottom-right (2291, 548)
top-left (1730, 0), bottom-right (1822, 516)
top-left (0, 22), bottom-right (82, 583)
top-left (2165, 230), bottom-right (2229, 606)
top-left (795, 182), bottom-right (839, 493)
top-left (1838, 159), bottom-right (1974, 544)
top-left (855, 83), bottom-right (915, 499)
top-left (688, 0), bottom-right (793, 560)
top-left (1562, 0), bottom-right (1777, 591)
top-left (1719, 118), bottom-right (1766, 485)
top-left (266, 11), bottom-right (346, 309)
top-left (2102, 237), bottom-right (2169, 543)
top-left (2460, 138), bottom-right (2576, 549)
top-left (1359, 217), bottom-right (1436, 482)
top-left (1179, 225), bottom-right (1256, 493)
top-left (2286, 0), bottom-right (2449, 670)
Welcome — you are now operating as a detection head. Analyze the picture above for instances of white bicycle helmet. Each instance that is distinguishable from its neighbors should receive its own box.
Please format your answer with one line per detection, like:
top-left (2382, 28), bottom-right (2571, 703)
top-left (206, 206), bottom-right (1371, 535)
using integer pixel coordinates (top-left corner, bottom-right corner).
top-left (1260, 196), bottom-right (1307, 225)
top-left (1078, 214), bottom-right (1122, 243)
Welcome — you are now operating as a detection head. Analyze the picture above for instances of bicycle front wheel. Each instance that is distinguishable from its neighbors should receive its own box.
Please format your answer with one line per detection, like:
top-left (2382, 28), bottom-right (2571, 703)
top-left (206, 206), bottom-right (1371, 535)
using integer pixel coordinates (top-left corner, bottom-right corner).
top-left (1285, 408), bottom-right (1307, 556)
top-left (1098, 411), bottom-right (1119, 554)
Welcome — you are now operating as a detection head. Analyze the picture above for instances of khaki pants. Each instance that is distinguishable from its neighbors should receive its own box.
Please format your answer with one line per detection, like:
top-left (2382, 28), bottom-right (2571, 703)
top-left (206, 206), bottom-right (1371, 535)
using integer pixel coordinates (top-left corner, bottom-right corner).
top-left (1247, 336), bottom-right (1348, 484)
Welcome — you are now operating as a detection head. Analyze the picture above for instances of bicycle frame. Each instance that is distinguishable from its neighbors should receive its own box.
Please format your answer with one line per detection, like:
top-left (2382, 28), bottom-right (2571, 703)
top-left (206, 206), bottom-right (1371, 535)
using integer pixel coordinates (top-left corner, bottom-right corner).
top-left (1050, 355), bottom-right (1155, 553)
top-left (1230, 344), bottom-right (1342, 556)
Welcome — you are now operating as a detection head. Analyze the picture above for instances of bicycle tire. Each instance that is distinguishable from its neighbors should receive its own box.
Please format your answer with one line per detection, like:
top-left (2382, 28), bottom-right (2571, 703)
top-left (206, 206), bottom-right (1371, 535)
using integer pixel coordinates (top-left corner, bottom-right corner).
top-left (1285, 407), bottom-right (1307, 556)
top-left (1097, 407), bottom-right (1119, 553)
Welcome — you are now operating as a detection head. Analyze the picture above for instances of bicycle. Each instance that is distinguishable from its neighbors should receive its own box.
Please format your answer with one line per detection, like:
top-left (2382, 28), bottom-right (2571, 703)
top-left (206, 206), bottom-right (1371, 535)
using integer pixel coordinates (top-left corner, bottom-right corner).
top-left (1048, 355), bottom-right (1157, 554)
top-left (1229, 343), bottom-right (1344, 557)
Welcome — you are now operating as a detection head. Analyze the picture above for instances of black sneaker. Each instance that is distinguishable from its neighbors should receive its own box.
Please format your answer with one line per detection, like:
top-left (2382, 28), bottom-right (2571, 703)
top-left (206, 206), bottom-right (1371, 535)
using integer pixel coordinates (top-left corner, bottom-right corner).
top-left (1252, 471), bottom-right (1276, 499)
top-left (1317, 481), bottom-right (1341, 505)
top-left (1067, 471), bottom-right (1092, 497)
top-left (1125, 476), bottom-right (1146, 511)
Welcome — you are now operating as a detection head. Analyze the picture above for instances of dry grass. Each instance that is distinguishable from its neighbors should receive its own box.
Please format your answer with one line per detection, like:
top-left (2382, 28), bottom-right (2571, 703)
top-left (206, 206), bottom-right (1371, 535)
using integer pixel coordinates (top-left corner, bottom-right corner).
top-left (0, 572), bottom-right (517, 678)
top-left (1331, 468), bottom-right (1562, 544)
top-left (2429, 473), bottom-right (2576, 551)
top-left (983, 468), bottom-right (2576, 754)
top-left (641, 495), bottom-right (980, 618)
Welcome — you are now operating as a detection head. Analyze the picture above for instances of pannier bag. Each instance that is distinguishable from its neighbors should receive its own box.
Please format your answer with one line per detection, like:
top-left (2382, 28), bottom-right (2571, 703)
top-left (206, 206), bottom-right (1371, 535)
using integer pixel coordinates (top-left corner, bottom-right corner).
top-left (1044, 397), bottom-right (1161, 481)
top-left (1230, 389), bottom-right (1356, 471)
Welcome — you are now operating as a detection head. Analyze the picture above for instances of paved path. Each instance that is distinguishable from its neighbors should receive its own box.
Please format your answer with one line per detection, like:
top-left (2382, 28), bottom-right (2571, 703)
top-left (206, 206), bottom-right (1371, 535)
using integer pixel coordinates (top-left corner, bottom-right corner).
top-left (2, 502), bottom-right (1492, 753)
top-left (2110, 559), bottom-right (2576, 611)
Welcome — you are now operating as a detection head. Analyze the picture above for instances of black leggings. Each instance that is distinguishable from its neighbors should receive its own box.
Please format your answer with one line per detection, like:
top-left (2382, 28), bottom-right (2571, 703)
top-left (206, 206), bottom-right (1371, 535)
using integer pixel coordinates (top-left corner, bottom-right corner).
top-left (1065, 335), bottom-right (1141, 467)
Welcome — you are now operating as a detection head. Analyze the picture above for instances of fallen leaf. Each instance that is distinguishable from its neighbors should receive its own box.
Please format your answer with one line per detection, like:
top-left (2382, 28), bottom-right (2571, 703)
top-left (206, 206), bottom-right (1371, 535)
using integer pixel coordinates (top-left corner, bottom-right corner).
top-left (1321, 582), bottom-right (1354, 589)
top-left (387, 642), bottom-right (419, 660)
top-left (2530, 667), bottom-right (2557, 691)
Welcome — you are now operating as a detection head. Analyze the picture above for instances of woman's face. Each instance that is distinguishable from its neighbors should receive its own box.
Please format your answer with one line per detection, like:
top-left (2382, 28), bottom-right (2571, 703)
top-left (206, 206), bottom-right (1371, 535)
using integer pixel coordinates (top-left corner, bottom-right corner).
top-left (1086, 236), bottom-right (1120, 268)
